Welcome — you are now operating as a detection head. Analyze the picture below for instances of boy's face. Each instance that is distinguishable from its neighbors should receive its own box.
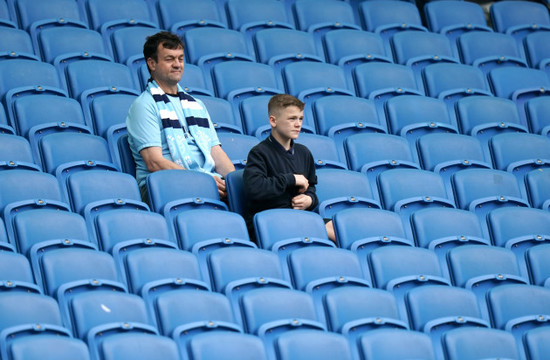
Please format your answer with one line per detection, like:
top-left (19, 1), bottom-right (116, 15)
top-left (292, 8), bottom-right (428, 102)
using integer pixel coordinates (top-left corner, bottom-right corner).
top-left (269, 105), bottom-right (304, 142)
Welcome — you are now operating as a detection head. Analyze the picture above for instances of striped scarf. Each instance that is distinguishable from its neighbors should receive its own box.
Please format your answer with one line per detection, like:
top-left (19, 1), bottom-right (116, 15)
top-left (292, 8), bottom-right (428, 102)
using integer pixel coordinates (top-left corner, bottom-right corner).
top-left (147, 79), bottom-right (216, 173)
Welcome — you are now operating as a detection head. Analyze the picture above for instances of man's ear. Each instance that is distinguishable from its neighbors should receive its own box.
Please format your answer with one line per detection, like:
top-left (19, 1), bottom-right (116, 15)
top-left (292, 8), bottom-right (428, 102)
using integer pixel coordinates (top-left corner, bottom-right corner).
top-left (146, 57), bottom-right (156, 72)
top-left (268, 114), bottom-right (277, 128)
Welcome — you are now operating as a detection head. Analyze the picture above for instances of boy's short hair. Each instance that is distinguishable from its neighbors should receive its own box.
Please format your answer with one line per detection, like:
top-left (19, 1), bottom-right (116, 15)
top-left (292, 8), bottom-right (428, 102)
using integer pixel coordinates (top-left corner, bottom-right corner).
top-left (143, 31), bottom-right (184, 73)
top-left (268, 94), bottom-right (305, 116)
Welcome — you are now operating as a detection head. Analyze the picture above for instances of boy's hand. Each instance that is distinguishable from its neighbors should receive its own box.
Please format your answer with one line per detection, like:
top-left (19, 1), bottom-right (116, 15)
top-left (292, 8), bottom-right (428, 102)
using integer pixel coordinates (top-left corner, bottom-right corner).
top-left (293, 174), bottom-right (309, 193)
top-left (292, 194), bottom-right (313, 210)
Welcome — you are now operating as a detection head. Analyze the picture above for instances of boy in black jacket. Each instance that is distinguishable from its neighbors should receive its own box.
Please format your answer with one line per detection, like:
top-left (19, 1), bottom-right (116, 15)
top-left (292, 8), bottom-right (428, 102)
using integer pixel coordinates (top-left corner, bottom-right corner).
top-left (243, 94), bottom-right (335, 242)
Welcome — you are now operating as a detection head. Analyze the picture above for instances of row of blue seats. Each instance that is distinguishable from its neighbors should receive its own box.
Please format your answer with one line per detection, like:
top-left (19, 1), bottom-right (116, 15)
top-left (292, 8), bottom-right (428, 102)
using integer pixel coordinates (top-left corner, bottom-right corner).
top-left (1, 57), bottom-right (549, 143)
top-left (2, 242), bottom-right (550, 359)
top-left (0, 165), bottom-right (549, 265)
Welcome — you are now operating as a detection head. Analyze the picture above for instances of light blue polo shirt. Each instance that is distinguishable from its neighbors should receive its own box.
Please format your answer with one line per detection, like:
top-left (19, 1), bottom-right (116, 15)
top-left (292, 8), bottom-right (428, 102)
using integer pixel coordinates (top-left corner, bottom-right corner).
top-left (126, 90), bottom-right (221, 189)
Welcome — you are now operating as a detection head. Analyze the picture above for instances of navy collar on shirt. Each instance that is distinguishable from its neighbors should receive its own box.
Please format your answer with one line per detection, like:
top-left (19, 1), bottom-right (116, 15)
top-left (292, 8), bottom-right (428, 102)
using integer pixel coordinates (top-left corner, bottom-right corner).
top-left (268, 134), bottom-right (295, 155)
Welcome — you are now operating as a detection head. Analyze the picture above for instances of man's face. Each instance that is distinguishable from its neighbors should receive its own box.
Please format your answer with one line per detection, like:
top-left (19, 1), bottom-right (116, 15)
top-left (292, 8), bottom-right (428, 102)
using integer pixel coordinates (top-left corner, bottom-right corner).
top-left (270, 105), bottom-right (304, 142)
top-left (148, 44), bottom-right (184, 88)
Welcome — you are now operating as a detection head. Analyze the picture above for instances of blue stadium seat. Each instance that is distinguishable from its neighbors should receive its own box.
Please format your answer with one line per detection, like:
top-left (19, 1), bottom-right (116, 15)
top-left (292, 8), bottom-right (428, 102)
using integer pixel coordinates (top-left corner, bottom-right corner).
top-left (368, 246), bottom-right (451, 320)
top-left (0, 134), bottom-right (40, 172)
top-left (490, 0), bottom-right (550, 51)
top-left (184, 27), bottom-right (255, 86)
top-left (486, 284), bottom-right (550, 357)
top-left (38, 132), bottom-right (117, 180)
top-left (225, 168), bottom-right (246, 215)
top-left (344, 133), bottom-right (418, 202)
top-left (14, 0), bottom-right (88, 53)
top-left (253, 208), bottom-right (333, 280)
top-left (525, 168), bottom-right (550, 210)
top-left (323, 286), bottom-right (408, 360)
top-left (174, 209), bottom-right (254, 281)
top-left (296, 133), bottom-right (347, 169)
top-left (226, 0), bottom-right (294, 50)
top-left (287, 246), bottom-right (370, 324)
top-left (442, 327), bottom-right (520, 360)
top-left (422, 63), bottom-right (492, 124)
top-left (65, 169), bottom-right (148, 238)
top-left (64, 59), bottom-right (139, 127)
top-left (423, 0), bottom-right (492, 57)
top-left (217, 133), bottom-right (258, 169)
top-left (487, 207), bottom-right (550, 279)
top-left (293, 0), bottom-right (360, 49)
top-left (207, 247), bottom-right (292, 328)
top-left (0, 170), bottom-right (70, 245)
top-left (0, 251), bottom-right (40, 293)
top-left (452, 168), bottom-right (530, 236)
top-left (274, 329), bottom-right (352, 360)
top-left (391, 31), bottom-right (458, 94)
top-left (358, 0), bottom-right (427, 55)
top-left (315, 168), bottom-right (380, 218)
top-left (211, 61), bottom-right (282, 124)
top-left (152, 289), bottom-right (241, 342)
top-left (457, 31), bottom-right (528, 76)
top-left (85, 0), bottom-right (158, 52)
top-left (239, 287), bottom-right (324, 357)
top-left (282, 61), bottom-right (354, 129)
top-left (0, 292), bottom-right (73, 360)
top-left (411, 207), bottom-right (489, 278)
top-left (488, 67), bottom-right (550, 127)
top-left (146, 169), bottom-right (228, 234)
top-left (333, 208), bottom-right (413, 278)
top-left (194, 95), bottom-right (242, 134)
top-left (526, 243), bottom-right (550, 287)
top-left (158, 0), bottom-right (226, 37)
top-left (524, 31), bottom-right (550, 78)
top-left (0, 59), bottom-right (68, 126)
top-left (8, 335), bottom-right (90, 360)
top-left (385, 95), bottom-right (458, 161)
top-left (94, 208), bottom-right (173, 253)
top-left (447, 244), bottom-right (528, 320)
top-left (314, 95), bottom-right (384, 160)
top-left (0, 27), bottom-right (38, 61)
top-left (489, 133), bottom-right (550, 198)
top-left (417, 133), bottom-right (491, 198)
top-left (38, 26), bottom-right (111, 69)
top-left (123, 248), bottom-right (209, 320)
top-left (98, 334), bottom-right (180, 360)
top-left (405, 285), bottom-right (489, 358)
top-left (12, 208), bottom-right (88, 257)
top-left (188, 332), bottom-right (268, 360)
top-left (323, 29), bottom-right (391, 87)
top-left (353, 62), bottom-right (422, 123)
top-left (37, 247), bottom-right (123, 298)
top-left (526, 97), bottom-right (550, 137)
top-left (253, 28), bottom-right (323, 89)
top-left (377, 169), bottom-right (454, 237)
top-left (358, 328), bottom-right (436, 360)
top-left (114, 133), bottom-right (135, 177)
top-left (523, 327), bottom-right (550, 360)
top-left (456, 96), bottom-right (528, 160)
top-left (111, 26), bottom-right (160, 85)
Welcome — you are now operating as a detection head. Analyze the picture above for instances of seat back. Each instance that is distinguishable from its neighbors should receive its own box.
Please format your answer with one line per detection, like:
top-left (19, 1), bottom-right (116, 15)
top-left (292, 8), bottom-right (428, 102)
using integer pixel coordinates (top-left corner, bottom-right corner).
top-left (217, 133), bottom-right (259, 169)
top-left (442, 327), bottom-right (520, 360)
top-left (275, 330), bottom-right (352, 360)
top-left (38, 27), bottom-right (109, 64)
top-left (0, 134), bottom-right (38, 171)
top-left (296, 133), bottom-right (346, 169)
top-left (526, 97), bottom-right (550, 135)
top-left (525, 168), bottom-right (550, 209)
top-left (359, 328), bottom-right (436, 360)
top-left (100, 333), bottom-right (179, 360)
top-left (158, 0), bottom-right (226, 34)
top-left (189, 332), bottom-right (268, 360)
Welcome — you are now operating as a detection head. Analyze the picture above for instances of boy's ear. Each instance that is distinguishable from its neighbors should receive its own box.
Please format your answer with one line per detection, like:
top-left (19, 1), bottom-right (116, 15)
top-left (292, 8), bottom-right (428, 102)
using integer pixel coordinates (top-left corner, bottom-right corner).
top-left (268, 114), bottom-right (277, 128)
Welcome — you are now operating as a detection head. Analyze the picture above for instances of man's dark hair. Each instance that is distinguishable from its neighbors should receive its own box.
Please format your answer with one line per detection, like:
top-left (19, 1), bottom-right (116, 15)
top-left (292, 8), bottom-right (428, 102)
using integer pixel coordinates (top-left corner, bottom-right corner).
top-left (268, 94), bottom-right (305, 116)
top-left (143, 31), bottom-right (184, 73)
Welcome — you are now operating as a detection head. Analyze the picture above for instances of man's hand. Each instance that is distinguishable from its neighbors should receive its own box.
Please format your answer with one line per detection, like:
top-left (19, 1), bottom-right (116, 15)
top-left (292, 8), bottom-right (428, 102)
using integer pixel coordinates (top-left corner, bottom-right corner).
top-left (294, 174), bottom-right (309, 194)
top-left (292, 194), bottom-right (313, 210)
top-left (213, 176), bottom-right (227, 200)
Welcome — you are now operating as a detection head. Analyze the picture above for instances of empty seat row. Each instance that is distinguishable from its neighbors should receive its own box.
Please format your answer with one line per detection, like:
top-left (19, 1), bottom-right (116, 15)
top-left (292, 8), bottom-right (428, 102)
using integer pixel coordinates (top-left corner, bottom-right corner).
top-left (2, 247), bottom-right (550, 360)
